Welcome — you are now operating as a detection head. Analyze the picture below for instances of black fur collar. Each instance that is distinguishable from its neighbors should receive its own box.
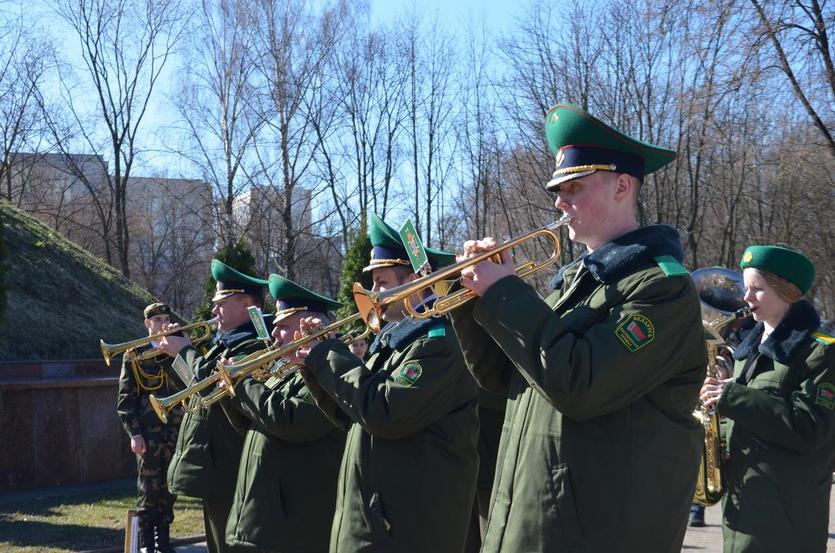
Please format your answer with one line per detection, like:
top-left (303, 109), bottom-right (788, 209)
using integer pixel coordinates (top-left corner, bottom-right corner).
top-left (550, 225), bottom-right (684, 289)
top-left (732, 300), bottom-right (820, 364)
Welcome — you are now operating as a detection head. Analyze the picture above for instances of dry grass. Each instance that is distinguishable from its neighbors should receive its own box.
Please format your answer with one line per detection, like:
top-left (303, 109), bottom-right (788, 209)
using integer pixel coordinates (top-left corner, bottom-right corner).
top-left (0, 200), bottom-right (160, 361)
top-left (0, 480), bottom-right (204, 552)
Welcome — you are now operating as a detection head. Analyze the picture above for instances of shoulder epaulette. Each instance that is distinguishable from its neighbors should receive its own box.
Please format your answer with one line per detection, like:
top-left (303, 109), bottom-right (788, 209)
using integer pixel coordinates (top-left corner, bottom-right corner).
top-left (427, 323), bottom-right (446, 339)
top-left (654, 255), bottom-right (689, 277)
top-left (812, 331), bottom-right (835, 345)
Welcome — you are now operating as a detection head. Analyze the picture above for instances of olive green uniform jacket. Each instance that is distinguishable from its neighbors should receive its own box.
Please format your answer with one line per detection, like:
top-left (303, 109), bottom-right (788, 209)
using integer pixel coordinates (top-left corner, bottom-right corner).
top-left (304, 315), bottom-right (479, 553)
top-left (451, 225), bottom-right (707, 553)
top-left (719, 300), bottom-right (835, 553)
top-left (166, 321), bottom-right (265, 499)
top-left (222, 370), bottom-right (345, 552)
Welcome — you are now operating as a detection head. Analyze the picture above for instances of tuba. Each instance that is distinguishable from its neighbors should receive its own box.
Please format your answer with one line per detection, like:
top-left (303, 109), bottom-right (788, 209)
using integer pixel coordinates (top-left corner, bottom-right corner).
top-left (691, 267), bottom-right (751, 506)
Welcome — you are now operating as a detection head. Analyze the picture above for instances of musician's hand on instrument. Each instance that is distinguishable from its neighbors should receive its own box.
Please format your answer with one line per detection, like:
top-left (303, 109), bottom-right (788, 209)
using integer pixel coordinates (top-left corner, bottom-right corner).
top-left (459, 238), bottom-right (513, 297)
top-left (289, 316), bottom-right (323, 364)
top-left (215, 357), bottom-right (231, 389)
top-left (130, 435), bottom-right (146, 457)
top-left (700, 376), bottom-right (731, 408)
top-left (157, 333), bottom-right (190, 357)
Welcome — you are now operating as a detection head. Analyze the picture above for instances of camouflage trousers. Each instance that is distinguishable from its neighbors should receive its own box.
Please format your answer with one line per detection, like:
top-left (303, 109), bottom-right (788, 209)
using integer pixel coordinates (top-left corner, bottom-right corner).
top-left (136, 433), bottom-right (177, 529)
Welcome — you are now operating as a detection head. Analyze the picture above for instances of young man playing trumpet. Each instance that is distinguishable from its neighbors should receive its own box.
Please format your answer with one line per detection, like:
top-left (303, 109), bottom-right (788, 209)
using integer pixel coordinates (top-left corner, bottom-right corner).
top-left (117, 302), bottom-right (181, 553)
top-left (220, 274), bottom-right (345, 553)
top-left (292, 214), bottom-right (478, 553)
top-left (451, 104), bottom-right (708, 553)
top-left (157, 260), bottom-right (269, 553)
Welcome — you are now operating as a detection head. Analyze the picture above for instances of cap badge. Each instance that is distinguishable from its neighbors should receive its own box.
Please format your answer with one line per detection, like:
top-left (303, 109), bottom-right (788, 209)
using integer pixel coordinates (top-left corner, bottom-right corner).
top-left (555, 150), bottom-right (565, 168)
top-left (742, 251), bottom-right (753, 263)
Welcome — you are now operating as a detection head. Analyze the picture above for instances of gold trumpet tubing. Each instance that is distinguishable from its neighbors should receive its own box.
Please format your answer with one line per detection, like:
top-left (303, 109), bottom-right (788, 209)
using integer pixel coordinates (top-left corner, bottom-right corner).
top-left (206, 312), bottom-right (365, 402)
top-left (99, 318), bottom-right (218, 366)
top-left (358, 216), bottom-right (569, 331)
top-left (200, 360), bottom-right (302, 407)
top-left (149, 370), bottom-right (225, 423)
top-left (704, 307), bottom-right (753, 344)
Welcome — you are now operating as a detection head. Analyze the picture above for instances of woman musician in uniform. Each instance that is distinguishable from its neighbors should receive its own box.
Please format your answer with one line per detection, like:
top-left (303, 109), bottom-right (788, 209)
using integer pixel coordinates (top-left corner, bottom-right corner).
top-left (700, 245), bottom-right (835, 553)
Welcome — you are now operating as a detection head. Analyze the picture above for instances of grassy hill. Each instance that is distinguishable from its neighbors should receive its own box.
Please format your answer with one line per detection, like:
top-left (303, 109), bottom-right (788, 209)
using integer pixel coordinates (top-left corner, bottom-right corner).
top-left (0, 200), bottom-right (159, 361)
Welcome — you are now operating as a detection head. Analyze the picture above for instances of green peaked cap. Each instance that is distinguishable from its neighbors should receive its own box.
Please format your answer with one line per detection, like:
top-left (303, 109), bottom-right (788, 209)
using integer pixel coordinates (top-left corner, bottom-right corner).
top-left (364, 213), bottom-right (455, 272)
top-left (210, 259), bottom-right (268, 302)
top-left (544, 104), bottom-right (677, 190)
top-left (739, 245), bottom-right (815, 295)
top-left (268, 274), bottom-right (341, 318)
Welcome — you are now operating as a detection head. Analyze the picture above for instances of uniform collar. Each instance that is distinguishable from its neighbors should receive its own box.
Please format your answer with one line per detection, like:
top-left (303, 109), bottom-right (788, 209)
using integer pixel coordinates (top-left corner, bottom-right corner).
top-left (369, 315), bottom-right (440, 354)
top-left (213, 313), bottom-right (273, 348)
top-left (732, 300), bottom-right (820, 364)
top-left (550, 224), bottom-right (683, 289)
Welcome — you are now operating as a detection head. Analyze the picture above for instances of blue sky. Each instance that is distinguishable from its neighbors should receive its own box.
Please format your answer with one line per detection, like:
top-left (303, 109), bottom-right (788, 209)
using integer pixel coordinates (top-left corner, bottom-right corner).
top-left (369, 0), bottom-right (521, 31)
top-left (16, 0), bottom-right (529, 179)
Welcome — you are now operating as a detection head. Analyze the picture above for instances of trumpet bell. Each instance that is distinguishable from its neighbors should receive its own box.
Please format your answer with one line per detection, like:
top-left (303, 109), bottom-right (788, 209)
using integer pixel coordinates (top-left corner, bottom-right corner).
top-left (99, 318), bottom-right (217, 366)
top-left (352, 215), bottom-right (570, 332)
top-left (353, 284), bottom-right (384, 334)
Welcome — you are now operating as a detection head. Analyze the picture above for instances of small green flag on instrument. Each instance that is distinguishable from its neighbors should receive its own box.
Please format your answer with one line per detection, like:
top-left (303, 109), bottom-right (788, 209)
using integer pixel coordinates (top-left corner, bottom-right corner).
top-left (247, 306), bottom-right (271, 342)
top-left (170, 355), bottom-right (194, 386)
top-left (399, 219), bottom-right (430, 276)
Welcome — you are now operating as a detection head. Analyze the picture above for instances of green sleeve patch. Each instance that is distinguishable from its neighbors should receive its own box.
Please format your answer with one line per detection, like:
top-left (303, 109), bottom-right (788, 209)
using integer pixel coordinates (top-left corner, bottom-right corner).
top-left (654, 255), bottom-right (689, 277)
top-left (427, 325), bottom-right (446, 339)
top-left (815, 382), bottom-right (835, 409)
top-left (394, 361), bottom-right (423, 387)
top-left (812, 331), bottom-right (835, 345)
top-left (615, 314), bottom-right (655, 351)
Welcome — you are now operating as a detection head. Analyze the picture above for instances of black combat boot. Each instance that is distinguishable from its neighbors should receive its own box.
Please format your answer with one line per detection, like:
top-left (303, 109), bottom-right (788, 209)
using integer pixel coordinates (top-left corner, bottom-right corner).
top-left (139, 524), bottom-right (157, 553)
top-left (155, 522), bottom-right (176, 553)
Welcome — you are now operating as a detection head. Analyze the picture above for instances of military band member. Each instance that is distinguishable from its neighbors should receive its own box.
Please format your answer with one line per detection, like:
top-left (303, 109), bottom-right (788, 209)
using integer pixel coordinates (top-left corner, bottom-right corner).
top-left (157, 260), bottom-right (269, 553)
top-left (452, 104), bottom-right (707, 552)
top-left (701, 246), bottom-right (835, 553)
top-left (221, 274), bottom-right (346, 553)
top-left (464, 388), bottom-right (506, 553)
top-left (117, 302), bottom-right (181, 553)
top-left (293, 214), bottom-right (479, 553)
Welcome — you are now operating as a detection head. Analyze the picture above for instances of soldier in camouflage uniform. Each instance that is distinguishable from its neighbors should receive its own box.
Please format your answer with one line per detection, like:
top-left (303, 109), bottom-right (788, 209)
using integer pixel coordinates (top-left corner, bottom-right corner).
top-left (117, 302), bottom-right (182, 553)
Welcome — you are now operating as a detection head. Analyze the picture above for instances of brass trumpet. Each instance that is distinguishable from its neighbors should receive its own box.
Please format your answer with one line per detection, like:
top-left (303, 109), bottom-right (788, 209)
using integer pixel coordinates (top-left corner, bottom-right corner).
top-left (99, 318), bottom-right (218, 366)
top-left (199, 323), bottom-right (371, 407)
top-left (149, 373), bottom-right (224, 423)
top-left (353, 214), bottom-right (571, 332)
top-left (149, 313), bottom-right (368, 421)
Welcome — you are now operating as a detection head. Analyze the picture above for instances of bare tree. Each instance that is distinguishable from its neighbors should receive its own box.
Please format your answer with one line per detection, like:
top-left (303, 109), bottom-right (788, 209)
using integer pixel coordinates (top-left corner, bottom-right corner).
top-left (52, 0), bottom-right (187, 277)
top-left (0, 13), bottom-right (51, 202)
top-left (749, 0), bottom-right (835, 159)
top-left (249, 0), bottom-right (348, 280)
top-left (172, 0), bottom-right (263, 249)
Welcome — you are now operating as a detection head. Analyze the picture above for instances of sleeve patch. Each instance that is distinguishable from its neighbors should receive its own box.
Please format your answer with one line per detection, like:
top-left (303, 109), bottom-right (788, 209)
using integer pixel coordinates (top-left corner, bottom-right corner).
top-left (654, 255), bottom-right (689, 277)
top-left (815, 382), bottom-right (835, 409)
top-left (427, 325), bottom-right (446, 339)
top-left (394, 361), bottom-right (423, 387)
top-left (615, 314), bottom-right (655, 352)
